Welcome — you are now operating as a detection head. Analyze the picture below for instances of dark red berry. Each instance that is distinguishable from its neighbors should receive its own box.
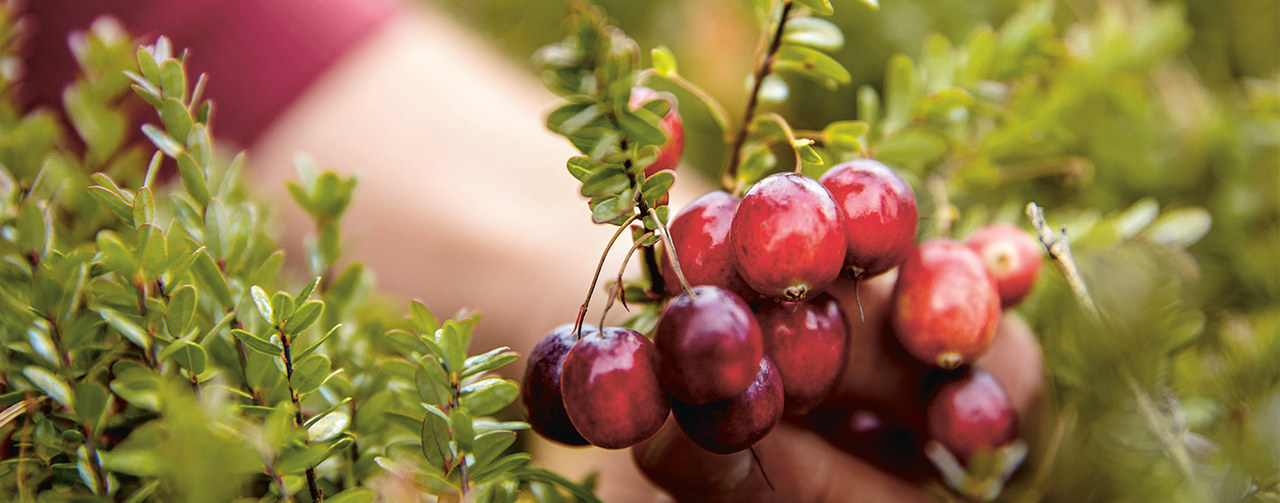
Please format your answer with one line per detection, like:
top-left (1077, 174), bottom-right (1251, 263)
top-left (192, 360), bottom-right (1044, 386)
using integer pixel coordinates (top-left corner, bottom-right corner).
top-left (730, 172), bottom-right (846, 301)
top-left (561, 327), bottom-right (669, 449)
top-left (966, 223), bottom-right (1043, 308)
top-left (660, 191), bottom-right (754, 300)
top-left (891, 239), bottom-right (1001, 369)
top-left (754, 293), bottom-right (850, 415)
top-left (925, 366), bottom-right (1018, 464)
top-left (654, 285), bottom-right (764, 403)
top-left (819, 159), bottom-right (918, 279)
top-left (671, 356), bottom-right (784, 454)
top-left (522, 324), bottom-right (593, 446)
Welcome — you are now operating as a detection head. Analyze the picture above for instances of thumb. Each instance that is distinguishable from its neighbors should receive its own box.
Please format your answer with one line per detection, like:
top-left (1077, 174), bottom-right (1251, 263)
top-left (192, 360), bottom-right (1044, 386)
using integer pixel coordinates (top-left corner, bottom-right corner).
top-left (632, 417), bottom-right (930, 503)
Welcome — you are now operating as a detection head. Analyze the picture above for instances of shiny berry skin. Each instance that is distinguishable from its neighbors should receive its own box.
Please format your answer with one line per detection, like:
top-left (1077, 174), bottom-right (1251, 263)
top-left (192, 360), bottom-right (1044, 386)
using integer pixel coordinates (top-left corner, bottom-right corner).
top-left (654, 285), bottom-right (764, 403)
top-left (891, 239), bottom-right (1001, 369)
top-left (926, 367), bottom-right (1018, 463)
top-left (966, 223), bottom-right (1043, 308)
top-left (522, 324), bottom-right (593, 446)
top-left (629, 87), bottom-right (685, 177)
top-left (671, 356), bottom-right (784, 454)
top-left (754, 293), bottom-right (851, 415)
top-left (659, 191), bottom-right (754, 300)
top-left (560, 327), bottom-right (670, 449)
top-left (819, 159), bottom-right (918, 279)
top-left (730, 172), bottom-right (847, 301)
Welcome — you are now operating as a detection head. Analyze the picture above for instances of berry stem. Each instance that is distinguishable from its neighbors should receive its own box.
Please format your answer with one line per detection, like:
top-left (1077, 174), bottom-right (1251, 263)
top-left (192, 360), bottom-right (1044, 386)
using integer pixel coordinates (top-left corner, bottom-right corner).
top-left (748, 446), bottom-right (775, 492)
top-left (722, 0), bottom-right (795, 192)
top-left (597, 231), bottom-right (656, 329)
top-left (649, 207), bottom-right (697, 298)
top-left (574, 213), bottom-right (641, 338)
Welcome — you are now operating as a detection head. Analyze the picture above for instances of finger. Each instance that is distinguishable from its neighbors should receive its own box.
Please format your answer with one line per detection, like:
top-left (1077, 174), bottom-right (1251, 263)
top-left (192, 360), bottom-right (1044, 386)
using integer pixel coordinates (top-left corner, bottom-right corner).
top-left (975, 311), bottom-right (1043, 413)
top-left (632, 417), bottom-right (930, 503)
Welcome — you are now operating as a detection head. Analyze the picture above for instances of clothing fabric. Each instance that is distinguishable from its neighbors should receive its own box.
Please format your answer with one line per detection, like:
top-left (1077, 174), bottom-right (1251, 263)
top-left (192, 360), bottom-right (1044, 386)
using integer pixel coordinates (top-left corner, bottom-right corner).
top-left (22, 0), bottom-right (397, 147)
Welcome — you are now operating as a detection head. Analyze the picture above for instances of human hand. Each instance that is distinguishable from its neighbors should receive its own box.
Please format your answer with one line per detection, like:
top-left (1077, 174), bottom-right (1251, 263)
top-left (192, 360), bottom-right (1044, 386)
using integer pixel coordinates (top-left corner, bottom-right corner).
top-left (631, 271), bottom-right (1044, 502)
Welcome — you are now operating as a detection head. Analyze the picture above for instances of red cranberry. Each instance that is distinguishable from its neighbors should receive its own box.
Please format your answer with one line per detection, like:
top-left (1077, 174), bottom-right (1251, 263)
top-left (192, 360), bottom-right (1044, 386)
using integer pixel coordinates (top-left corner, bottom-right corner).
top-left (819, 159), bottom-right (918, 279)
top-left (891, 239), bottom-right (1001, 369)
top-left (659, 191), bottom-right (754, 300)
top-left (654, 285), bottom-right (764, 403)
top-left (670, 356), bottom-right (784, 454)
top-left (966, 223), bottom-right (1043, 308)
top-left (560, 327), bottom-right (669, 449)
top-left (925, 366), bottom-right (1019, 464)
top-left (730, 172), bottom-right (846, 301)
top-left (522, 324), bottom-right (593, 446)
top-left (754, 293), bottom-right (850, 415)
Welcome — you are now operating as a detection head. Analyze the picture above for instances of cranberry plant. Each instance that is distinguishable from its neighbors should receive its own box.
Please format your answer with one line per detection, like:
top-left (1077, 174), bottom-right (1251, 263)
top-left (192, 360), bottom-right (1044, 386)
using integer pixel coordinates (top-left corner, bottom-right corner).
top-left (0, 11), bottom-right (598, 503)
top-left (530, 0), bottom-right (1277, 501)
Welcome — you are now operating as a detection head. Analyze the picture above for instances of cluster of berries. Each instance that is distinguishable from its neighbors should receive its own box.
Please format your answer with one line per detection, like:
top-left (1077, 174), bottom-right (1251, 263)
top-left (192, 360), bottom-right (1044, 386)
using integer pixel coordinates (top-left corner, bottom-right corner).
top-left (525, 94), bottom-right (1043, 477)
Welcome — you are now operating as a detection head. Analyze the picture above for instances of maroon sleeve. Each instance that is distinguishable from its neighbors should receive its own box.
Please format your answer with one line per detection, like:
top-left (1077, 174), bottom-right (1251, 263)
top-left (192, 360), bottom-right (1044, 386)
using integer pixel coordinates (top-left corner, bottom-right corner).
top-left (21, 0), bottom-right (397, 147)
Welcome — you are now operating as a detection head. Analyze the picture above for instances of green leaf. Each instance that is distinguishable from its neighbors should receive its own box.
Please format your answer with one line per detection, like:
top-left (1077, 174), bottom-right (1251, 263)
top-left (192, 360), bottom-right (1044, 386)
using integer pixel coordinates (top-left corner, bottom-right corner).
top-left (176, 152), bottom-right (210, 206)
top-left (651, 46), bottom-right (678, 76)
top-left (98, 308), bottom-right (151, 352)
top-left (795, 140), bottom-right (823, 165)
top-left (284, 301), bottom-right (324, 334)
top-left (775, 45), bottom-right (851, 90)
top-left (882, 54), bottom-right (916, 134)
top-left (296, 276), bottom-right (321, 303)
top-left (168, 340), bottom-right (208, 375)
top-left (137, 224), bottom-right (168, 278)
top-left (515, 468), bottom-right (605, 503)
top-left (470, 453), bottom-right (532, 484)
top-left (793, 0), bottom-right (835, 16)
top-left (462, 347), bottom-right (519, 378)
top-left (307, 410), bottom-right (349, 442)
top-left (386, 329), bottom-right (429, 358)
top-left (450, 408), bottom-right (475, 452)
top-left (460, 378), bottom-right (520, 416)
top-left (132, 187), bottom-right (155, 228)
top-left (416, 356), bottom-right (451, 406)
top-left (165, 285), bottom-right (197, 336)
top-left (324, 488), bottom-right (376, 503)
top-left (24, 366), bottom-right (72, 409)
top-left (1145, 208), bottom-right (1211, 249)
top-left (290, 354), bottom-right (332, 396)
top-left (782, 17), bottom-right (845, 51)
top-left (250, 285), bottom-right (273, 324)
top-left (876, 130), bottom-right (947, 166)
top-left (295, 323), bottom-right (341, 361)
top-left (421, 406), bottom-right (454, 472)
top-left (270, 291), bottom-right (294, 327)
top-left (203, 198), bottom-right (230, 260)
top-left (160, 98), bottom-right (193, 143)
top-left (123, 479), bottom-right (163, 503)
top-left (190, 248), bottom-right (233, 308)
top-left (471, 431), bottom-right (517, 472)
top-left (231, 328), bottom-right (283, 357)
top-left (823, 120), bottom-right (870, 153)
top-left (438, 321), bottom-right (471, 373)
top-left (589, 193), bottom-right (634, 224)
top-left (142, 123), bottom-right (183, 157)
top-left (639, 170), bottom-right (676, 205)
top-left (74, 382), bottom-right (109, 432)
top-left (409, 300), bottom-right (440, 336)
top-left (579, 165), bottom-right (630, 197)
top-left (159, 58), bottom-right (186, 100)
top-left (566, 156), bottom-right (596, 182)
top-left (87, 185), bottom-right (135, 226)
top-left (276, 443), bottom-right (330, 474)
top-left (617, 109), bottom-right (668, 147)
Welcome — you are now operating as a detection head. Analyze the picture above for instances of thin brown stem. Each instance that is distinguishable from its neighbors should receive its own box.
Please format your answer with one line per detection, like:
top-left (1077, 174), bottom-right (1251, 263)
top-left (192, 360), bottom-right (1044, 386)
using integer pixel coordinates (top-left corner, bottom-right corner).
top-left (723, 0), bottom-right (795, 191)
top-left (280, 328), bottom-right (322, 502)
top-left (573, 213), bottom-right (641, 338)
top-left (649, 207), bottom-right (696, 298)
top-left (597, 232), bottom-right (656, 329)
top-left (748, 446), bottom-right (775, 492)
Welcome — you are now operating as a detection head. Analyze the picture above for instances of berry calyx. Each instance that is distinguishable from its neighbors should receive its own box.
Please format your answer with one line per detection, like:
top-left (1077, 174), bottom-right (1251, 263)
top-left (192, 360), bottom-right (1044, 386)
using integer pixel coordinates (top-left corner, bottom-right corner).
top-left (891, 239), bottom-right (1001, 369)
top-left (560, 327), bottom-right (670, 449)
top-left (730, 172), bottom-right (847, 302)
top-left (754, 293), bottom-right (851, 415)
top-left (925, 367), bottom-right (1019, 464)
top-left (659, 190), bottom-right (755, 300)
top-left (965, 223), bottom-right (1043, 308)
top-left (654, 285), bottom-right (764, 403)
top-left (671, 356), bottom-right (784, 454)
top-left (819, 159), bottom-right (918, 279)
top-left (522, 324), bottom-right (593, 446)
